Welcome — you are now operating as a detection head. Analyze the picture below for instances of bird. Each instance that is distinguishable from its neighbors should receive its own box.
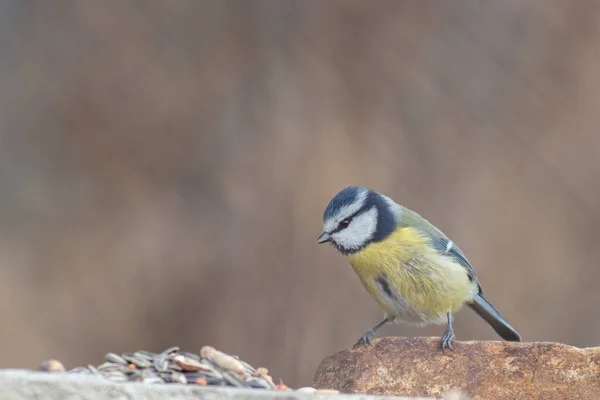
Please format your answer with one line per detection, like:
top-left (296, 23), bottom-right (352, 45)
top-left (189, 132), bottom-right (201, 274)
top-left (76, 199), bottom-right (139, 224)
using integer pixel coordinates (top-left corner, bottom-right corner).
top-left (316, 186), bottom-right (522, 352)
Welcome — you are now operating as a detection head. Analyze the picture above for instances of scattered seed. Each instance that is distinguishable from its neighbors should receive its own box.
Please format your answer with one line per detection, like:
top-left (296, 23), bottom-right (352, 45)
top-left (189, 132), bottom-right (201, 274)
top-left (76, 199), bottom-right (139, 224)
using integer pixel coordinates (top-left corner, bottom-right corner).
top-left (134, 351), bottom-right (155, 362)
top-left (205, 375), bottom-right (225, 385)
top-left (197, 360), bottom-right (222, 376)
top-left (38, 359), bottom-right (65, 372)
top-left (136, 350), bottom-right (158, 359)
top-left (199, 346), bottom-right (214, 358)
top-left (87, 364), bottom-right (102, 376)
top-left (245, 377), bottom-right (272, 389)
top-left (195, 377), bottom-right (207, 385)
top-left (122, 353), bottom-right (152, 368)
top-left (261, 373), bottom-right (275, 387)
top-left (223, 371), bottom-right (245, 387)
top-left (141, 369), bottom-right (164, 384)
top-left (173, 355), bottom-right (204, 372)
top-left (38, 345), bottom-right (287, 390)
top-left (253, 367), bottom-right (269, 376)
top-left (200, 346), bottom-right (245, 374)
top-left (179, 352), bottom-right (201, 361)
top-left (275, 378), bottom-right (290, 391)
top-left (182, 372), bottom-right (207, 384)
top-left (104, 353), bottom-right (128, 366)
top-left (96, 362), bottom-right (127, 372)
top-left (161, 346), bottom-right (180, 356)
top-left (240, 360), bottom-right (256, 375)
top-left (169, 371), bottom-right (188, 385)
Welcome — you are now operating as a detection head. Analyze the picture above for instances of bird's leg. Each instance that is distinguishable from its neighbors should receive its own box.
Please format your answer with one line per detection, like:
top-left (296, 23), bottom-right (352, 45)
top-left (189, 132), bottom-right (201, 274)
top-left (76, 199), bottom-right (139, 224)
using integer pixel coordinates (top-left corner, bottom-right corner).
top-left (353, 317), bottom-right (391, 349)
top-left (441, 312), bottom-right (455, 353)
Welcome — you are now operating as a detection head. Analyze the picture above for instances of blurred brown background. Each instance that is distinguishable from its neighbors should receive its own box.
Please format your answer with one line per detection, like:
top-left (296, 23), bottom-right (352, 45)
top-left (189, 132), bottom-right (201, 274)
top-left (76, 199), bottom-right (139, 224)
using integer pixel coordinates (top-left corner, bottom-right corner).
top-left (0, 0), bottom-right (599, 387)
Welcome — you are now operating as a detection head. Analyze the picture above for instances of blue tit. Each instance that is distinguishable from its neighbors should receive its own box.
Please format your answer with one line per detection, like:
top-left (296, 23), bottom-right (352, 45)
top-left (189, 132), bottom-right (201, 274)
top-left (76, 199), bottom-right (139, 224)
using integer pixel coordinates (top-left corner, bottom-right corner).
top-left (317, 186), bottom-right (522, 351)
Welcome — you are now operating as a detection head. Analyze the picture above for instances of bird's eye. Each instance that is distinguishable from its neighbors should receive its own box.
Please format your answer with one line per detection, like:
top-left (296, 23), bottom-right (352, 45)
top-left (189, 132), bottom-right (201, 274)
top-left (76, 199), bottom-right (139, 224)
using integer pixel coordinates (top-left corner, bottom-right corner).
top-left (339, 219), bottom-right (351, 229)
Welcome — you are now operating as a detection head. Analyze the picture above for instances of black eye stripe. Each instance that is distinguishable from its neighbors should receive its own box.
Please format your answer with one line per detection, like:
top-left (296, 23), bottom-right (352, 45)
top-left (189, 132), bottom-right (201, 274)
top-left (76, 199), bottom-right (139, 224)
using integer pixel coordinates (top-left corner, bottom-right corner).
top-left (331, 202), bottom-right (374, 233)
top-left (331, 216), bottom-right (353, 233)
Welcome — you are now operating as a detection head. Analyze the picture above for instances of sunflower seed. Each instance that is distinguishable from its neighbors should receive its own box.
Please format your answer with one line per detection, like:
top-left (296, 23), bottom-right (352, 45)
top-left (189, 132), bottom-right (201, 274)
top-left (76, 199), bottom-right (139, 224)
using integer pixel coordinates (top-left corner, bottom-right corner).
top-left (154, 353), bottom-right (169, 372)
top-left (180, 351), bottom-right (201, 361)
top-left (192, 360), bottom-right (222, 376)
top-left (259, 376), bottom-right (276, 389)
top-left (161, 346), bottom-right (179, 356)
top-left (204, 375), bottom-right (225, 385)
top-left (223, 371), bottom-right (245, 387)
top-left (173, 355), bottom-right (205, 372)
top-left (200, 346), bottom-right (245, 374)
top-left (38, 359), bottom-right (66, 372)
top-left (167, 371), bottom-right (187, 385)
top-left (253, 367), bottom-right (269, 377)
top-left (54, 345), bottom-right (280, 389)
top-left (134, 351), bottom-right (155, 362)
top-left (87, 365), bottom-right (103, 376)
top-left (129, 369), bottom-right (144, 382)
top-left (98, 362), bottom-right (126, 370)
top-left (122, 353), bottom-right (152, 368)
top-left (244, 377), bottom-right (272, 389)
top-left (102, 371), bottom-right (129, 382)
top-left (136, 350), bottom-right (157, 357)
top-left (104, 353), bottom-right (128, 365)
top-left (141, 369), bottom-right (164, 384)
top-left (239, 360), bottom-right (256, 375)
top-left (181, 372), bottom-right (209, 383)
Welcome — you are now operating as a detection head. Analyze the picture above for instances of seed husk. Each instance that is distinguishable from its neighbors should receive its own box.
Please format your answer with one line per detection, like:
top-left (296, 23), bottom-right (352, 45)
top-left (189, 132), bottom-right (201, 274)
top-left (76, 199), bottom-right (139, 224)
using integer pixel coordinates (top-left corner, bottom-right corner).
top-left (38, 359), bottom-right (66, 372)
top-left (39, 345), bottom-right (286, 390)
top-left (104, 353), bottom-right (128, 366)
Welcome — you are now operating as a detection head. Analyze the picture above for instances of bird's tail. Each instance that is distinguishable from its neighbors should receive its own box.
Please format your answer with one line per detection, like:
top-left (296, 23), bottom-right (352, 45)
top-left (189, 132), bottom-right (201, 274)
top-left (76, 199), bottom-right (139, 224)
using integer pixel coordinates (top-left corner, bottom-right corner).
top-left (468, 293), bottom-right (522, 342)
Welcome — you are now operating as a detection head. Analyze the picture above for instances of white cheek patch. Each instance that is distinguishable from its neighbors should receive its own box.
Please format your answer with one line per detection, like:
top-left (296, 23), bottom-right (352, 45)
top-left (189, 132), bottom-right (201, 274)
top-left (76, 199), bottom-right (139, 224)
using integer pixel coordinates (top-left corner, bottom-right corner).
top-left (332, 206), bottom-right (378, 250)
top-left (323, 189), bottom-right (368, 233)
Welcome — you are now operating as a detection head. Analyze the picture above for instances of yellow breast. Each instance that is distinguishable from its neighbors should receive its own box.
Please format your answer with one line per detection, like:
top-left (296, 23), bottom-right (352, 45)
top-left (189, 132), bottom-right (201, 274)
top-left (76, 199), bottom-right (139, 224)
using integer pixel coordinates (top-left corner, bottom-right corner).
top-left (346, 227), bottom-right (477, 323)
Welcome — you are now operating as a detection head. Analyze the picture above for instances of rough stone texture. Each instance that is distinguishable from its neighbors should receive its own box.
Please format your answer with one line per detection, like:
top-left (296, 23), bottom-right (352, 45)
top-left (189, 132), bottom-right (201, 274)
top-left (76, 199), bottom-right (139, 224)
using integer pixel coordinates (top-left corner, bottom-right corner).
top-left (313, 337), bottom-right (600, 400)
top-left (0, 369), bottom-right (440, 400)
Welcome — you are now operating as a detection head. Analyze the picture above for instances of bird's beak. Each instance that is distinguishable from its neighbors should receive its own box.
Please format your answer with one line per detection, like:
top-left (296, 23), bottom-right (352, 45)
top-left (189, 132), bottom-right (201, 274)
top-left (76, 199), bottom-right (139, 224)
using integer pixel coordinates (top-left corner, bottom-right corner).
top-left (316, 232), bottom-right (331, 244)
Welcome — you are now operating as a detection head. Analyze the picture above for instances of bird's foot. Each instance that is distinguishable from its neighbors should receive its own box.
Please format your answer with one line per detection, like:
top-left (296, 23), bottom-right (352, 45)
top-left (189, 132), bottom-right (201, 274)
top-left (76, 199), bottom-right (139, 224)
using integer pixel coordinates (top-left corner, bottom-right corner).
top-left (353, 330), bottom-right (375, 349)
top-left (441, 325), bottom-right (455, 354)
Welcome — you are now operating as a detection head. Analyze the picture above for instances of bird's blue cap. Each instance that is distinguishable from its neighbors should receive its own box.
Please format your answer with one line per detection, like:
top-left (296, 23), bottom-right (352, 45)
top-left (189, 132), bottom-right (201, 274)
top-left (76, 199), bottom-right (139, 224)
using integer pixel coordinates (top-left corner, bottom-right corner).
top-left (323, 186), bottom-right (367, 221)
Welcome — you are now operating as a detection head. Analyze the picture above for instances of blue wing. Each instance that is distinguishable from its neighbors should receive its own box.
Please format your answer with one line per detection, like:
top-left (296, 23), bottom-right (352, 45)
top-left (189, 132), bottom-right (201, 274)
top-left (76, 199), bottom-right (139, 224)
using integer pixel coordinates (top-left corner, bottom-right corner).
top-left (429, 237), bottom-right (478, 285)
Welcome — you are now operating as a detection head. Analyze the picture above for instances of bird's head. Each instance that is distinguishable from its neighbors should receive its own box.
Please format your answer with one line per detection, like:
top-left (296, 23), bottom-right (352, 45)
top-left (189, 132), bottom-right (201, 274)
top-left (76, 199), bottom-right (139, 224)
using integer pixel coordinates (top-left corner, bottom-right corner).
top-left (317, 186), bottom-right (398, 254)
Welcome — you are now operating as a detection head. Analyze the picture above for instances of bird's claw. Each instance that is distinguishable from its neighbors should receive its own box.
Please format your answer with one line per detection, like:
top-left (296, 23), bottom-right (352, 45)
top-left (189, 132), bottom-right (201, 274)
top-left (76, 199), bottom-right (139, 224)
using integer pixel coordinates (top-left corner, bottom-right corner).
top-left (441, 328), bottom-right (455, 354)
top-left (353, 330), bottom-right (375, 349)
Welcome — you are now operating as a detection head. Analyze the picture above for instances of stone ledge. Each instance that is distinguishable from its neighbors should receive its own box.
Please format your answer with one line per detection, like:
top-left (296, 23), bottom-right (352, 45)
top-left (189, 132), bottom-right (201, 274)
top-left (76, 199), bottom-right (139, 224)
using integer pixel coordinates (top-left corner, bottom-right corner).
top-left (313, 337), bottom-right (600, 400)
top-left (0, 369), bottom-right (440, 400)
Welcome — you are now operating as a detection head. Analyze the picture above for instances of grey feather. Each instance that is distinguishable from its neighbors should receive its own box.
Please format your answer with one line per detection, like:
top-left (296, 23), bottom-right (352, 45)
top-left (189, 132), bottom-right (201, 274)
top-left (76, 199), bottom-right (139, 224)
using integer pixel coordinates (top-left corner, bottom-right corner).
top-left (469, 293), bottom-right (522, 342)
